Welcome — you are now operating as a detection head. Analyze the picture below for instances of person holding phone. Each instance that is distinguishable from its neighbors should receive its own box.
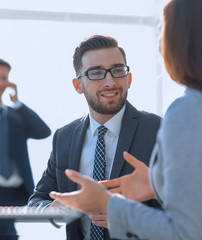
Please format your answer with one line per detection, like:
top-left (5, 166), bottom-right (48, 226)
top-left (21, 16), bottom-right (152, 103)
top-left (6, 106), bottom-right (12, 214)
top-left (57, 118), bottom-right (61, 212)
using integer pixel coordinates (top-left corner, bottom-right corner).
top-left (0, 59), bottom-right (51, 240)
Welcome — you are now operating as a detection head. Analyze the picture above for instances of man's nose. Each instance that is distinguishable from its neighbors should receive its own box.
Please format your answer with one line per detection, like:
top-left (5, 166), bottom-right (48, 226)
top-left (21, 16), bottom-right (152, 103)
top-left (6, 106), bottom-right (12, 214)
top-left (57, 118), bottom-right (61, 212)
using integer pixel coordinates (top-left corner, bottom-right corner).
top-left (104, 71), bottom-right (116, 85)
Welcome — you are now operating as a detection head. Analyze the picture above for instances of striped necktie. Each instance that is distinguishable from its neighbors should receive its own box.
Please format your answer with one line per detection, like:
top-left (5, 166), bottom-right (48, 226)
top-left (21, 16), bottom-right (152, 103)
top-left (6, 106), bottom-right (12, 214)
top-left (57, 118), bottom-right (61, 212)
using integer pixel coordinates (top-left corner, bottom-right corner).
top-left (90, 125), bottom-right (107, 240)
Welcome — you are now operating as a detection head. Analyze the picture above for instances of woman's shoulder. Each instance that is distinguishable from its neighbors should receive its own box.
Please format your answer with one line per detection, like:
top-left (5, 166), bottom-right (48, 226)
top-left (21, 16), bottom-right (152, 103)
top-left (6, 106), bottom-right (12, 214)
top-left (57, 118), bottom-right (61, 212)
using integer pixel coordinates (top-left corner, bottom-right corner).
top-left (165, 88), bottom-right (202, 122)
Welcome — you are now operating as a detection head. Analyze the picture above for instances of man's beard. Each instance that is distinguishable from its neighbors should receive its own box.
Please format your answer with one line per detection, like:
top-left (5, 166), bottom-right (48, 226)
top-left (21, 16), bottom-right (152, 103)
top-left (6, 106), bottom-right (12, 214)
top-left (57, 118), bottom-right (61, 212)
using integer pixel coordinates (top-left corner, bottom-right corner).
top-left (83, 87), bottom-right (127, 115)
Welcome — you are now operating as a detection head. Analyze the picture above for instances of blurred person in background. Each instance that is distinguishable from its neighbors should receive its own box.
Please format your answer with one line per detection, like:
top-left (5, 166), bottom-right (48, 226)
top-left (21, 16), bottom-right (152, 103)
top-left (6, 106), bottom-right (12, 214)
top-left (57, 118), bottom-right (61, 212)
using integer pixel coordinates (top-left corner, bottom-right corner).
top-left (0, 59), bottom-right (51, 240)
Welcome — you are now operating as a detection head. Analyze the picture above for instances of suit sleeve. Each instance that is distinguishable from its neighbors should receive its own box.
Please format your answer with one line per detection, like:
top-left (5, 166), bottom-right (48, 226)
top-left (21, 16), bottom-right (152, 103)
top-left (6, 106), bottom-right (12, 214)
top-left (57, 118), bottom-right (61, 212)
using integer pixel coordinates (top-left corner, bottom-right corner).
top-left (107, 100), bottom-right (202, 240)
top-left (16, 103), bottom-right (51, 139)
top-left (108, 194), bottom-right (175, 240)
top-left (28, 130), bottom-right (59, 208)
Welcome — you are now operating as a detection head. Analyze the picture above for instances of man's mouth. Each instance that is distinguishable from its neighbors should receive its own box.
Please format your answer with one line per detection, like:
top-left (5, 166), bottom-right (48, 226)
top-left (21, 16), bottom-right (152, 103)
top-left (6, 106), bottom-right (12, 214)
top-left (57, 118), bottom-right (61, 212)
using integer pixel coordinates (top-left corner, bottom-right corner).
top-left (99, 87), bottom-right (121, 98)
top-left (101, 92), bottom-right (118, 97)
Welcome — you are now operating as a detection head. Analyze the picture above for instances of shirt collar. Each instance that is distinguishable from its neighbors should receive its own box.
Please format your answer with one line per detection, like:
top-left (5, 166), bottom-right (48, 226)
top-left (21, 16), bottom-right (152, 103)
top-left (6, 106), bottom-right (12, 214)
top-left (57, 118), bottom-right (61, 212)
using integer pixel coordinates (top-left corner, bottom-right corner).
top-left (89, 104), bottom-right (126, 137)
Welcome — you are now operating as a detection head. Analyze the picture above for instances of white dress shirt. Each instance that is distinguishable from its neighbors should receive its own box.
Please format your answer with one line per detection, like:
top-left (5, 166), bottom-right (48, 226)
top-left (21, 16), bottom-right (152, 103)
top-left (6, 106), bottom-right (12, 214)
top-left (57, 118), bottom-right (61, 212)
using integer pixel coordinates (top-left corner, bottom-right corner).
top-left (79, 105), bottom-right (126, 240)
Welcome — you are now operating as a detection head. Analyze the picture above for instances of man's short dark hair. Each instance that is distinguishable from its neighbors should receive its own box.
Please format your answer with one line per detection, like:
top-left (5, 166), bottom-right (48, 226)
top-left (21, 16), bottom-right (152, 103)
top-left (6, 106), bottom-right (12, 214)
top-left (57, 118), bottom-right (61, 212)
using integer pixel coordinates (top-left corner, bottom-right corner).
top-left (0, 59), bottom-right (11, 71)
top-left (73, 35), bottom-right (127, 76)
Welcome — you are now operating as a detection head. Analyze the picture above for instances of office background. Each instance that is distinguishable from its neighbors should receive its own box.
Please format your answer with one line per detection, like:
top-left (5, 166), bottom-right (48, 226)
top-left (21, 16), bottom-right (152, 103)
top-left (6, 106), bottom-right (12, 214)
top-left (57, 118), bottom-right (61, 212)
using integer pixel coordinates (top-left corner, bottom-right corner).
top-left (0, 0), bottom-right (184, 239)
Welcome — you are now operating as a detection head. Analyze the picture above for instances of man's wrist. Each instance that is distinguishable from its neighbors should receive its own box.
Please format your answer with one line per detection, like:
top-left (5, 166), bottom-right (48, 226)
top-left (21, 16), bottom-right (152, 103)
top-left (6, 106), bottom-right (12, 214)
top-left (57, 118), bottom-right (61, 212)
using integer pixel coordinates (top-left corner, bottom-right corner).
top-left (13, 101), bottom-right (23, 109)
top-left (101, 192), bottom-right (111, 213)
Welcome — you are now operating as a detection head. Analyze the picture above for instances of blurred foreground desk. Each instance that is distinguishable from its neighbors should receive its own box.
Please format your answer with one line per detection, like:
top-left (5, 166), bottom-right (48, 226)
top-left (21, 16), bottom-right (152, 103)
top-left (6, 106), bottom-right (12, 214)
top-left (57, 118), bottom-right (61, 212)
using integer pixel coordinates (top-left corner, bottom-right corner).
top-left (0, 206), bottom-right (83, 228)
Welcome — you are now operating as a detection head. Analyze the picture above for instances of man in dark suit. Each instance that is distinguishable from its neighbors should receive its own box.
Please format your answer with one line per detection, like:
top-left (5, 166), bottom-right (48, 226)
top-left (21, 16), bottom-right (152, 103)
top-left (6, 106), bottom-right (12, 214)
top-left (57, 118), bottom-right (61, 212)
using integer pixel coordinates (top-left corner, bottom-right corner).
top-left (28, 35), bottom-right (161, 240)
top-left (0, 59), bottom-right (51, 240)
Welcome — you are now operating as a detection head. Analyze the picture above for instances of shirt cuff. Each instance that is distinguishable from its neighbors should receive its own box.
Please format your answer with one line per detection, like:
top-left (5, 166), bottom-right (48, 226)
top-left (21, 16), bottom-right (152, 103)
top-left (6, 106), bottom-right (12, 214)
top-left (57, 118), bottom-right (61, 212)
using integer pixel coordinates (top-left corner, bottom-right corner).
top-left (12, 101), bottom-right (23, 109)
top-left (107, 194), bottom-right (129, 239)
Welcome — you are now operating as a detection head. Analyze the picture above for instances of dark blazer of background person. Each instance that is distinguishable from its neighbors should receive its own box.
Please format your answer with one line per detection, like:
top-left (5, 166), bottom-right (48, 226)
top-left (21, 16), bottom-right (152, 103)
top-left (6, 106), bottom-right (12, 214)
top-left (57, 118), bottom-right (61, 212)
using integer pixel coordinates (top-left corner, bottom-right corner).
top-left (6, 103), bottom-right (51, 200)
top-left (0, 58), bottom-right (51, 240)
top-left (28, 101), bottom-right (161, 240)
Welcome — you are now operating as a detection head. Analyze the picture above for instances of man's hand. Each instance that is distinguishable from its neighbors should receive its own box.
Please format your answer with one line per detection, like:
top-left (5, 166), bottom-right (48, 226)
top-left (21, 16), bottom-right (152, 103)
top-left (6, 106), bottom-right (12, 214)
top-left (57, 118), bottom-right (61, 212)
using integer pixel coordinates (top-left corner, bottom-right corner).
top-left (8, 82), bottom-right (18, 103)
top-left (100, 152), bottom-right (156, 202)
top-left (0, 81), bottom-right (18, 103)
top-left (49, 170), bottom-right (111, 214)
top-left (89, 213), bottom-right (108, 228)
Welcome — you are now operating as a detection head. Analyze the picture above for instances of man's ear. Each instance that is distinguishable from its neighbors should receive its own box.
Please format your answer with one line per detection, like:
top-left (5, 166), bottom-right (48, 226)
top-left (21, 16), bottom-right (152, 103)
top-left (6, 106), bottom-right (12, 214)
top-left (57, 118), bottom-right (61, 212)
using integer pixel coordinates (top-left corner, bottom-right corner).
top-left (128, 73), bottom-right (132, 88)
top-left (72, 78), bottom-right (83, 94)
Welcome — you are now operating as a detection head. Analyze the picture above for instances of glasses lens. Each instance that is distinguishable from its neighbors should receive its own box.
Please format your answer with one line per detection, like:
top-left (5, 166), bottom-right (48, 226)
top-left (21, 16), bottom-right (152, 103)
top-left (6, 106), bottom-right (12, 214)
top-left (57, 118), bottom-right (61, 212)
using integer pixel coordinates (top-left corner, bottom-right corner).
top-left (111, 66), bottom-right (128, 78)
top-left (88, 69), bottom-right (106, 80)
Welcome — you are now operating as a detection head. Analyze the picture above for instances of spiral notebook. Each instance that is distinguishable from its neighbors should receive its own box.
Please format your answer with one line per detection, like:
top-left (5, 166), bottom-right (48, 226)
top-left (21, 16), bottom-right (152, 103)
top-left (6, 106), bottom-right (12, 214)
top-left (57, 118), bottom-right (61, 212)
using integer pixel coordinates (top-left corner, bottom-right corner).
top-left (0, 205), bottom-right (83, 227)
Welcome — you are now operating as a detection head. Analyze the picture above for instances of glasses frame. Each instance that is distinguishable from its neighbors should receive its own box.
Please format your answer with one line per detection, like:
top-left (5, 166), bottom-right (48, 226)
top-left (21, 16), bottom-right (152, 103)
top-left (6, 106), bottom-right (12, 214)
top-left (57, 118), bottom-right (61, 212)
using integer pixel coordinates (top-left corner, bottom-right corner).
top-left (77, 65), bottom-right (130, 81)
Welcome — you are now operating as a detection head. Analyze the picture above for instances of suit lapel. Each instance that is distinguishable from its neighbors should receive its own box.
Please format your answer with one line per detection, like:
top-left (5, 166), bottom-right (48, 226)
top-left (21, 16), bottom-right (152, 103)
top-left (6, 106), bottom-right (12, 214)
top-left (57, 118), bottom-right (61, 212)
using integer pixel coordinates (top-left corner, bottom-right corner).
top-left (68, 116), bottom-right (89, 191)
top-left (110, 102), bottom-right (139, 179)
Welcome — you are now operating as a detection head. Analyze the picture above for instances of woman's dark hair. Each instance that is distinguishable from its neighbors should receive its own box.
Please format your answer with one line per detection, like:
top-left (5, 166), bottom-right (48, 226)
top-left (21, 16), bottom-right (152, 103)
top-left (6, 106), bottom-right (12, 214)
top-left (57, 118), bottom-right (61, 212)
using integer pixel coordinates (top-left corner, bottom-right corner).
top-left (163, 0), bottom-right (202, 90)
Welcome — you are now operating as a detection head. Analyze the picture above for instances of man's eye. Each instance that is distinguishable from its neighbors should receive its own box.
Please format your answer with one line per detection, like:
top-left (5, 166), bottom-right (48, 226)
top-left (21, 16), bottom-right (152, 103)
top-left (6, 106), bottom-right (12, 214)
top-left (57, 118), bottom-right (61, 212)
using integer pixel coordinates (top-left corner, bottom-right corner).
top-left (114, 68), bottom-right (124, 73)
top-left (90, 70), bottom-right (104, 76)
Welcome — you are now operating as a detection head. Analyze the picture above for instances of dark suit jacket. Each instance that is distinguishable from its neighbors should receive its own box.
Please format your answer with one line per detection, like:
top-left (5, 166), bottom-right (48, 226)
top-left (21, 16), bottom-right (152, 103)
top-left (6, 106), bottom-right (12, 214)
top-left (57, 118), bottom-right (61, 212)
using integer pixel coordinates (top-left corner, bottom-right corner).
top-left (28, 101), bottom-right (161, 240)
top-left (6, 103), bottom-right (51, 202)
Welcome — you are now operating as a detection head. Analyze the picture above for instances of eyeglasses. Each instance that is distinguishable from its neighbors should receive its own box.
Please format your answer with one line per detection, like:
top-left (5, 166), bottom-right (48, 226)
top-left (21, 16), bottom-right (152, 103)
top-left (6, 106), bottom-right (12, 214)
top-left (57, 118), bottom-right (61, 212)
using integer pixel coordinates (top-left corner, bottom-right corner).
top-left (77, 65), bottom-right (130, 81)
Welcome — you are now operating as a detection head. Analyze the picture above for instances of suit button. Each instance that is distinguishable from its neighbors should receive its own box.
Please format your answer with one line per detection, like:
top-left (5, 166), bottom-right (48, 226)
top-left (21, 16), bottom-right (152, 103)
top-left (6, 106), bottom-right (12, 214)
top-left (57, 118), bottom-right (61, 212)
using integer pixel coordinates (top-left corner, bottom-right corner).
top-left (126, 232), bottom-right (139, 238)
top-left (127, 232), bottom-right (133, 238)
